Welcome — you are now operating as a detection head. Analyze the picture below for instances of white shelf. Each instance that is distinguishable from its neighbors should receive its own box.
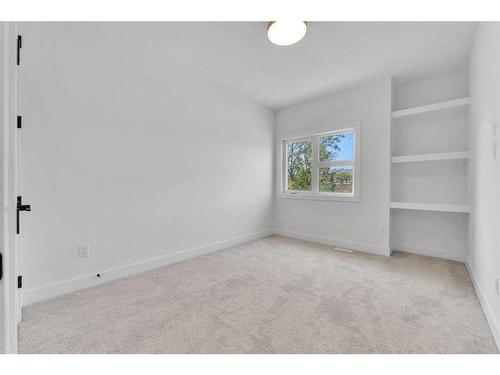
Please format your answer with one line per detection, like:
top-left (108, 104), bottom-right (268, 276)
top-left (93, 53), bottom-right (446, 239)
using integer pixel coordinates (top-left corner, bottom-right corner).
top-left (391, 151), bottom-right (470, 163)
top-left (392, 97), bottom-right (470, 119)
top-left (390, 202), bottom-right (470, 213)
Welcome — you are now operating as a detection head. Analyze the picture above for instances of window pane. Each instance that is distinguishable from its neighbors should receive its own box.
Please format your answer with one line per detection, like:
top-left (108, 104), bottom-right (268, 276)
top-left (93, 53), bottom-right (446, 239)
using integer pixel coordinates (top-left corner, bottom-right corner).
top-left (319, 166), bottom-right (353, 193)
top-left (319, 131), bottom-right (353, 161)
top-left (287, 141), bottom-right (312, 191)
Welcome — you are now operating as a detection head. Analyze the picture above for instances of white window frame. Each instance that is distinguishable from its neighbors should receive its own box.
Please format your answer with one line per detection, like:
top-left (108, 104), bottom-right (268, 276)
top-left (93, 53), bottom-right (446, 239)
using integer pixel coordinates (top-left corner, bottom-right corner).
top-left (278, 122), bottom-right (361, 202)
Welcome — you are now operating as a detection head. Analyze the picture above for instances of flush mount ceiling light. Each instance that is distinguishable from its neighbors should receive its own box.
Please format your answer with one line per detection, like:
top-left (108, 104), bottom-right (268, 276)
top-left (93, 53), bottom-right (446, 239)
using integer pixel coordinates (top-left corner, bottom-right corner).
top-left (267, 21), bottom-right (307, 46)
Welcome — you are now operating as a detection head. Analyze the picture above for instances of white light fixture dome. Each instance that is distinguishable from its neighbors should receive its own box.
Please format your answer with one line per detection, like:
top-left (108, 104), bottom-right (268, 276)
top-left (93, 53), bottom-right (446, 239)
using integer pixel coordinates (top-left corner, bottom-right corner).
top-left (267, 21), bottom-right (307, 46)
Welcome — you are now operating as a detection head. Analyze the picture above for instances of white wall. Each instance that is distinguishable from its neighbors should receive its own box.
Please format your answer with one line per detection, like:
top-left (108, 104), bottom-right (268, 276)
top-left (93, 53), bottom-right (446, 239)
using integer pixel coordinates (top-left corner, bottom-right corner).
top-left (393, 71), bottom-right (469, 110)
top-left (468, 22), bottom-right (500, 348)
top-left (19, 23), bottom-right (274, 304)
top-left (274, 79), bottom-right (392, 255)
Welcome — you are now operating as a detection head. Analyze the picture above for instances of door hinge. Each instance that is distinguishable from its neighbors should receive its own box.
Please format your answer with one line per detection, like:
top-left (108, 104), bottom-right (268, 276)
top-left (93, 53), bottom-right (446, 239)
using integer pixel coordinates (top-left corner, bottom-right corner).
top-left (17, 275), bottom-right (23, 289)
top-left (0, 253), bottom-right (3, 281)
top-left (17, 115), bottom-right (22, 129)
top-left (17, 35), bottom-right (22, 66)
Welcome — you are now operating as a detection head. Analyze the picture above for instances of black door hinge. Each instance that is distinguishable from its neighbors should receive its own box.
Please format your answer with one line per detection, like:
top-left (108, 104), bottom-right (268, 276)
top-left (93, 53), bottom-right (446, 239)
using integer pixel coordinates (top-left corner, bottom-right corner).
top-left (17, 275), bottom-right (23, 289)
top-left (17, 195), bottom-right (31, 234)
top-left (17, 35), bottom-right (22, 66)
top-left (17, 115), bottom-right (22, 129)
top-left (0, 253), bottom-right (3, 281)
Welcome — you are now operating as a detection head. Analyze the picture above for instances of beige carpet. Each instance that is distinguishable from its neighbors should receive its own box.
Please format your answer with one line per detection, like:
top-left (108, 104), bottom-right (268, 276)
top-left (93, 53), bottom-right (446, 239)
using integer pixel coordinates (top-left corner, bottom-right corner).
top-left (18, 236), bottom-right (497, 353)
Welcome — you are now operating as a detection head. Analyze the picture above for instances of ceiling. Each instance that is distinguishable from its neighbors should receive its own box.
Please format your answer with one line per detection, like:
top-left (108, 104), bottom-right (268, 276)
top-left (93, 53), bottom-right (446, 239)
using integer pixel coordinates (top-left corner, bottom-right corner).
top-left (28, 22), bottom-right (476, 109)
top-left (141, 22), bottom-right (476, 109)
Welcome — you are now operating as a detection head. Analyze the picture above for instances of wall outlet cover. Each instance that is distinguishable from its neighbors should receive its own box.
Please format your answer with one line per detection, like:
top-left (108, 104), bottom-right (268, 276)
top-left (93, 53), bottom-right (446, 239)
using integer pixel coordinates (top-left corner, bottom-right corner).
top-left (78, 245), bottom-right (89, 258)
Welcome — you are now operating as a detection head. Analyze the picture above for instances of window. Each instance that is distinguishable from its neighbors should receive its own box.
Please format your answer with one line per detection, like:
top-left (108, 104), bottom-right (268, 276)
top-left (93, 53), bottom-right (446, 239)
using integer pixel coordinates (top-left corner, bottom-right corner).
top-left (281, 124), bottom-right (360, 201)
top-left (287, 140), bottom-right (312, 191)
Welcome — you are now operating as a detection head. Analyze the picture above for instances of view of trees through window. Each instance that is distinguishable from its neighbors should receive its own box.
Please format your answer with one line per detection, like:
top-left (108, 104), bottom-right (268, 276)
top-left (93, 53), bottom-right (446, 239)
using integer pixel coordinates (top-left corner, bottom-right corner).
top-left (319, 132), bottom-right (353, 193)
top-left (287, 141), bottom-right (312, 190)
top-left (286, 131), bottom-right (354, 194)
top-left (319, 166), bottom-right (353, 193)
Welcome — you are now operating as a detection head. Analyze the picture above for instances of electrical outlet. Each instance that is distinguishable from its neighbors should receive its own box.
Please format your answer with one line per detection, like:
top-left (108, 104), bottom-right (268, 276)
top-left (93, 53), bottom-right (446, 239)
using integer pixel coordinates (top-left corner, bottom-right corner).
top-left (78, 245), bottom-right (89, 258)
top-left (495, 278), bottom-right (499, 297)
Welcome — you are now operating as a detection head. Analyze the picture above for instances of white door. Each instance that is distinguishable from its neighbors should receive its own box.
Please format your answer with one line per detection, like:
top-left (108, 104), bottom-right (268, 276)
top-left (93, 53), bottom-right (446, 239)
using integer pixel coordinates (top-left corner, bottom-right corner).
top-left (0, 20), bottom-right (6, 355)
top-left (1, 21), bottom-right (21, 354)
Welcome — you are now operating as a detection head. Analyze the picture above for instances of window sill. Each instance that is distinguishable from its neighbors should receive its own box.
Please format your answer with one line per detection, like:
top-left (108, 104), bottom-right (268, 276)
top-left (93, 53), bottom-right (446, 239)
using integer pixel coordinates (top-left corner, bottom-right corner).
top-left (277, 192), bottom-right (360, 202)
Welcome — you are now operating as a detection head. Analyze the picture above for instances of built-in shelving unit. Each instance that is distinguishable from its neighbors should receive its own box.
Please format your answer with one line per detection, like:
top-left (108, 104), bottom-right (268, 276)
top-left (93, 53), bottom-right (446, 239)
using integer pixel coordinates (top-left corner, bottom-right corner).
top-left (391, 97), bottom-right (470, 213)
top-left (392, 97), bottom-right (470, 119)
top-left (391, 151), bottom-right (470, 163)
top-left (390, 202), bottom-right (470, 213)
top-left (390, 72), bottom-right (471, 261)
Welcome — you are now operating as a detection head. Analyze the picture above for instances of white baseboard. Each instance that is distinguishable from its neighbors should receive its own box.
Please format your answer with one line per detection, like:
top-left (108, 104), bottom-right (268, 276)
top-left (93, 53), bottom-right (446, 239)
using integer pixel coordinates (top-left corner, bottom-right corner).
top-left (273, 228), bottom-right (391, 256)
top-left (22, 230), bottom-right (273, 306)
top-left (391, 243), bottom-right (466, 262)
top-left (465, 262), bottom-right (500, 351)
